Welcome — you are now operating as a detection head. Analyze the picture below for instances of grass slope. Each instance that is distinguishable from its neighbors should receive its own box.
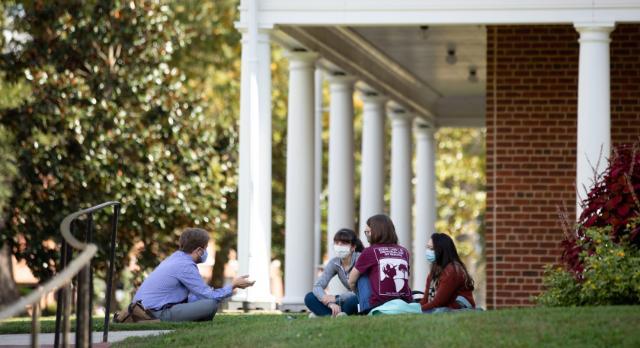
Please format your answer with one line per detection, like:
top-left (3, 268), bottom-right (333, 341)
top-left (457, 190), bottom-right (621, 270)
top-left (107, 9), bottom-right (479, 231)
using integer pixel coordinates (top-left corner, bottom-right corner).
top-left (1, 306), bottom-right (639, 347)
top-left (115, 306), bottom-right (639, 348)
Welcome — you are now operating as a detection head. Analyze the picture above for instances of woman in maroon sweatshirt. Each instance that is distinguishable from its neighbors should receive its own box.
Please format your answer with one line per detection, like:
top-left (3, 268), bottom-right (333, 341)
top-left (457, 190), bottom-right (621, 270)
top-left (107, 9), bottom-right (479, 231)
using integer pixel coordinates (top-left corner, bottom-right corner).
top-left (420, 233), bottom-right (476, 313)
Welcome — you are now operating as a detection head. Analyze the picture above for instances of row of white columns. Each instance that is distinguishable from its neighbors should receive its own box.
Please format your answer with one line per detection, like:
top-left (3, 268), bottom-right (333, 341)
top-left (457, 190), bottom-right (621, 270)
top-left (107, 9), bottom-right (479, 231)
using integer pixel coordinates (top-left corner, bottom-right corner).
top-left (235, 22), bottom-right (614, 309)
top-left (279, 52), bottom-right (437, 308)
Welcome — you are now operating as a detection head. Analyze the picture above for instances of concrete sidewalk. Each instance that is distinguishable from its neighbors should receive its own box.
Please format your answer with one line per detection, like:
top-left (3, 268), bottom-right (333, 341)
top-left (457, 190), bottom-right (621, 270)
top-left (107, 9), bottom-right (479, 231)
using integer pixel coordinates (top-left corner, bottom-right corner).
top-left (0, 330), bottom-right (172, 347)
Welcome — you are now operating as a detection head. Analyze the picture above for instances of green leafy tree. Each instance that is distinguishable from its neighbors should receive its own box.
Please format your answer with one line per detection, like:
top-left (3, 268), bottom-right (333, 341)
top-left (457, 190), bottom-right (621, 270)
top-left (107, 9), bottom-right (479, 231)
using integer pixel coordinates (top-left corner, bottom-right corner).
top-left (0, 0), bottom-right (234, 292)
top-left (435, 128), bottom-right (486, 251)
top-left (435, 128), bottom-right (486, 302)
top-left (0, 1), bottom-right (32, 307)
top-left (168, 0), bottom-right (241, 286)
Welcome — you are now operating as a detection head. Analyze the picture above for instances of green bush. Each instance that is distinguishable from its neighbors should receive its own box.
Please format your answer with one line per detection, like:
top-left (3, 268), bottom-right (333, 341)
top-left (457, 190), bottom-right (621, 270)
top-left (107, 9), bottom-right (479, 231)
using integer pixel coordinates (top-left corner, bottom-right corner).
top-left (536, 266), bottom-right (581, 307)
top-left (537, 222), bottom-right (640, 306)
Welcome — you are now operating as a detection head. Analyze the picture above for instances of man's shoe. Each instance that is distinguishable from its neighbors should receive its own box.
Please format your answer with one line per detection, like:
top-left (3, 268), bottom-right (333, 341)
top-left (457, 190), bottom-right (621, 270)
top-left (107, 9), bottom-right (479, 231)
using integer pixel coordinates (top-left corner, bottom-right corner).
top-left (308, 312), bottom-right (317, 318)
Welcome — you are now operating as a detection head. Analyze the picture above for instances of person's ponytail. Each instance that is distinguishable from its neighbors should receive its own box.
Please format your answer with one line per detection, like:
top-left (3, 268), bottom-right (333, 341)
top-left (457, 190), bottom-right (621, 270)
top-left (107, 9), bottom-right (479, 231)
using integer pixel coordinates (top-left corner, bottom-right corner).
top-left (353, 236), bottom-right (364, 252)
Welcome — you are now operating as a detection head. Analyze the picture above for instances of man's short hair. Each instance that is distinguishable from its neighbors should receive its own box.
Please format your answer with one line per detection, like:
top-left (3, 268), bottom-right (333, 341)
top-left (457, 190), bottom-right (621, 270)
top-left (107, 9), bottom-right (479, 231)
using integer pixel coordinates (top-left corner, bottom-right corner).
top-left (179, 228), bottom-right (210, 253)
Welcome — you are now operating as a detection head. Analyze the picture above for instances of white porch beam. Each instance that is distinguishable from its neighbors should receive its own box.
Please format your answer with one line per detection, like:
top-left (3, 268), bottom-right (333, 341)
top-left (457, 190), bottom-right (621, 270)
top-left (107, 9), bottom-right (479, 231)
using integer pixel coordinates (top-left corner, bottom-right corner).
top-left (278, 27), bottom-right (436, 123)
top-left (413, 121), bottom-right (437, 291)
top-left (282, 50), bottom-right (319, 309)
top-left (358, 88), bottom-right (387, 246)
top-left (575, 23), bottom-right (614, 217)
top-left (389, 102), bottom-right (414, 251)
top-left (249, 1), bottom-right (640, 26)
top-left (327, 73), bottom-right (356, 259)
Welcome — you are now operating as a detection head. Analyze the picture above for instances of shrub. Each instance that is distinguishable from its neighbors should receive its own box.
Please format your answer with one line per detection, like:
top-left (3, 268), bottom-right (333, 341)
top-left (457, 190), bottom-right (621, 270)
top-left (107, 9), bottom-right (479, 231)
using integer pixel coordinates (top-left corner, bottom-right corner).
top-left (538, 222), bottom-right (640, 306)
top-left (562, 143), bottom-right (640, 276)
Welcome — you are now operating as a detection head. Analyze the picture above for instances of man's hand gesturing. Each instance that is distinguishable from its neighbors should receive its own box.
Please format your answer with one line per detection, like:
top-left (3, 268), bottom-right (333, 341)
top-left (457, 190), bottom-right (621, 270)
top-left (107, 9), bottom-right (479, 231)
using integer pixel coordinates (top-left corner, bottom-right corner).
top-left (232, 275), bottom-right (256, 289)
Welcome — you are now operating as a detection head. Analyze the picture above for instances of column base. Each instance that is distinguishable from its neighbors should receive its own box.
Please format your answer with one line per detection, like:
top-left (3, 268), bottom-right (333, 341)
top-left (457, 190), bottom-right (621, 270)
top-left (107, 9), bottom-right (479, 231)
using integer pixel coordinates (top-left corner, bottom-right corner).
top-left (225, 299), bottom-right (277, 311)
top-left (227, 292), bottom-right (277, 311)
top-left (280, 294), bottom-right (309, 312)
top-left (279, 302), bottom-right (308, 313)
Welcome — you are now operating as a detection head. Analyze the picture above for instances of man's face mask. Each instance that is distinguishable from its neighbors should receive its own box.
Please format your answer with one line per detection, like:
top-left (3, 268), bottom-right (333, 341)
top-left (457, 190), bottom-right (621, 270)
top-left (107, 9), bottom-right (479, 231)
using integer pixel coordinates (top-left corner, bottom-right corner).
top-left (198, 248), bottom-right (208, 264)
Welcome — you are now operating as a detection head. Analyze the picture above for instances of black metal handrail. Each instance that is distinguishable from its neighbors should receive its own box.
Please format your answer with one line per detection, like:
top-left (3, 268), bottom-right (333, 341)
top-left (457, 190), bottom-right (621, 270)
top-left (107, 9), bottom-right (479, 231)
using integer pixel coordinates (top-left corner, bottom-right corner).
top-left (55, 201), bottom-right (121, 348)
top-left (0, 201), bottom-right (120, 348)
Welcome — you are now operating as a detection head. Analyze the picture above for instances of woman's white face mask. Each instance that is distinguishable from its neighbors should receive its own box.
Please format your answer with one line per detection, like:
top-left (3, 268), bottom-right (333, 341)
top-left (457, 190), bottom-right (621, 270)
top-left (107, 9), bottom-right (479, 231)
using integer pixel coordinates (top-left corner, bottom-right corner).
top-left (334, 244), bottom-right (352, 259)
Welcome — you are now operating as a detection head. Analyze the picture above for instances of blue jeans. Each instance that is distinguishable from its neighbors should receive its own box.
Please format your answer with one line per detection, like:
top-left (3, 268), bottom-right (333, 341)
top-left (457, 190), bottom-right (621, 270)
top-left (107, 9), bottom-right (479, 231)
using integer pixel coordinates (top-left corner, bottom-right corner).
top-left (356, 275), bottom-right (373, 314)
top-left (304, 292), bottom-right (359, 316)
top-left (422, 296), bottom-right (474, 314)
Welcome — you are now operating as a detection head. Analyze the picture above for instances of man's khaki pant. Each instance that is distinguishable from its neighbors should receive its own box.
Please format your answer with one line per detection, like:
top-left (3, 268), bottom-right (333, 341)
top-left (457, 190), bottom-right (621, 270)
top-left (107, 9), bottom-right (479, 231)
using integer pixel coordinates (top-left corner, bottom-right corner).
top-left (151, 299), bottom-right (219, 322)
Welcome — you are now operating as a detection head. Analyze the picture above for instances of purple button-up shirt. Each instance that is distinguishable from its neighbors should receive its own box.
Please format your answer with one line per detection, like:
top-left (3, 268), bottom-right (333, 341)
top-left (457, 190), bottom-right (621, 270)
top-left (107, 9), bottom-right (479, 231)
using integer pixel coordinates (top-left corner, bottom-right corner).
top-left (133, 251), bottom-right (233, 310)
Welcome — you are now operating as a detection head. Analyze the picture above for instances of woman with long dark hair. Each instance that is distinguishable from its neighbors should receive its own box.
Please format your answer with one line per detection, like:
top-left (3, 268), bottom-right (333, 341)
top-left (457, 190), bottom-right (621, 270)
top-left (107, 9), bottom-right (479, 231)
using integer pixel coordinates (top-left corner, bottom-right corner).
top-left (421, 233), bottom-right (476, 312)
top-left (304, 228), bottom-right (364, 317)
top-left (348, 214), bottom-right (413, 314)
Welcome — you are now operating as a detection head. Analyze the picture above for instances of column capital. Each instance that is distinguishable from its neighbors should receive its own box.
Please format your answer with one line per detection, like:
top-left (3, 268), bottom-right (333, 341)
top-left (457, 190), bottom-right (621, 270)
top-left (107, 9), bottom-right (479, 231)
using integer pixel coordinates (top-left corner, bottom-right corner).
top-left (285, 50), bottom-right (319, 70)
top-left (574, 23), bottom-right (615, 43)
top-left (358, 88), bottom-right (388, 105)
top-left (238, 28), bottom-right (273, 43)
top-left (387, 101), bottom-right (413, 124)
top-left (327, 72), bottom-right (357, 85)
top-left (414, 120), bottom-right (435, 138)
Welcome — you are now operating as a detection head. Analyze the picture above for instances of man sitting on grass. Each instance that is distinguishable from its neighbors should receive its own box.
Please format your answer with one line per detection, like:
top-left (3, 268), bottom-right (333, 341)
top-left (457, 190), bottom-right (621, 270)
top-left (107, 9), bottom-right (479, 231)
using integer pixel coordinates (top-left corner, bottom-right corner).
top-left (132, 228), bottom-right (255, 322)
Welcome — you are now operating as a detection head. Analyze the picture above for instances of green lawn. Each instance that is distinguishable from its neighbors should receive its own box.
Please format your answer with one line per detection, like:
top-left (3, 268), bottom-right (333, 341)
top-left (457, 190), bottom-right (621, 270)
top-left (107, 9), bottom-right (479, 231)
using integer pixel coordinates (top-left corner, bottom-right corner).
top-left (2, 306), bottom-right (639, 347)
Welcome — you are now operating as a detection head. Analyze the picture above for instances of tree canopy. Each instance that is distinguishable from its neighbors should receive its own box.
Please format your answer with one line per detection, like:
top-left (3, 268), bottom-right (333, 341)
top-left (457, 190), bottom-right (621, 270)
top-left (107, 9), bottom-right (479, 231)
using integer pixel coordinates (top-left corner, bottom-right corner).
top-left (0, 0), bottom-right (236, 282)
top-left (0, 0), bottom-right (485, 304)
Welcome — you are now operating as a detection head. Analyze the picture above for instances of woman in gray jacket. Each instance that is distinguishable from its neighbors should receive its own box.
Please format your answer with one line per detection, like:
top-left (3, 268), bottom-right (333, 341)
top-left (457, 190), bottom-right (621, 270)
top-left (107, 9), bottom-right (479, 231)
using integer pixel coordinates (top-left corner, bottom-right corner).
top-left (304, 229), bottom-right (364, 317)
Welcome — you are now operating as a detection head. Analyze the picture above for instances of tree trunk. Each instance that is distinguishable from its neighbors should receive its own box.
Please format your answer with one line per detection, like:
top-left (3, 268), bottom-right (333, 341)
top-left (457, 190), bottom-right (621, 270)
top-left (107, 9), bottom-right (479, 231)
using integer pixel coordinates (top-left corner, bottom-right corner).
top-left (211, 233), bottom-right (235, 288)
top-left (0, 243), bottom-right (19, 307)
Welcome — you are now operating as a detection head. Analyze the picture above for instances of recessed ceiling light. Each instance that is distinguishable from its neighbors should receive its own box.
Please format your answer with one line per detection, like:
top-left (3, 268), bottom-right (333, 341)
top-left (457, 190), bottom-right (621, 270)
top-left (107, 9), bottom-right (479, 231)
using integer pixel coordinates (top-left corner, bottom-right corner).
top-left (419, 25), bottom-right (429, 40)
top-left (446, 44), bottom-right (457, 65)
top-left (468, 65), bottom-right (478, 83)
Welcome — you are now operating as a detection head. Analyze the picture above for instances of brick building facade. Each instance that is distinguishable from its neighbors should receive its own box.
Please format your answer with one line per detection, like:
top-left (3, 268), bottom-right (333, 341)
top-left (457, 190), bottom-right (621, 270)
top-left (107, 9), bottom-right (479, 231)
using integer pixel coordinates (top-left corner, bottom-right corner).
top-left (486, 24), bottom-right (640, 308)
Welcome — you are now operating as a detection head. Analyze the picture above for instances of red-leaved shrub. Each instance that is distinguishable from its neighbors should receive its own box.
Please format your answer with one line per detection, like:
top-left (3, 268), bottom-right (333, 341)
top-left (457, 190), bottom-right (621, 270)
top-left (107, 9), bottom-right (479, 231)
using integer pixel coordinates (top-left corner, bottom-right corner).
top-left (561, 142), bottom-right (640, 276)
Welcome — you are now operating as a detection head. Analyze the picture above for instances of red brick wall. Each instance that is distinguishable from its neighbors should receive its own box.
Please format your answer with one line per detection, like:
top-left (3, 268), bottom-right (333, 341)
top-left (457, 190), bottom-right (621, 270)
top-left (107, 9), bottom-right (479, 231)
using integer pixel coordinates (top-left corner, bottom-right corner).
top-left (486, 24), bottom-right (640, 308)
top-left (611, 25), bottom-right (640, 146)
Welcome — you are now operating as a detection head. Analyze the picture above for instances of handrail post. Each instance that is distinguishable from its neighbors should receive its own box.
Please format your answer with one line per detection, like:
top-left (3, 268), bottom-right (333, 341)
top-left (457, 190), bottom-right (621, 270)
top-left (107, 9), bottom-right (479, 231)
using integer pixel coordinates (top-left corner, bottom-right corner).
top-left (63, 282), bottom-right (71, 348)
top-left (76, 263), bottom-right (91, 348)
top-left (85, 213), bottom-right (94, 341)
top-left (31, 302), bottom-right (40, 348)
top-left (103, 204), bottom-right (120, 343)
top-left (54, 239), bottom-right (68, 348)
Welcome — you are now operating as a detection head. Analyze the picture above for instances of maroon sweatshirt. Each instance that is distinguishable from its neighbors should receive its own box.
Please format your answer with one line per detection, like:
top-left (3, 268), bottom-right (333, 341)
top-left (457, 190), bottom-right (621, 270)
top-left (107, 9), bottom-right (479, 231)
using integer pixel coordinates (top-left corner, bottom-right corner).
top-left (420, 263), bottom-right (476, 311)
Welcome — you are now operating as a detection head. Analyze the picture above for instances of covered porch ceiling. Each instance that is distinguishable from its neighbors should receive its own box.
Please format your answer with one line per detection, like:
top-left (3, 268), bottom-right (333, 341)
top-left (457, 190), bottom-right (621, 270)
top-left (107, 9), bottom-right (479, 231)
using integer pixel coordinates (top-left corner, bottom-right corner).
top-left (275, 25), bottom-right (487, 127)
top-left (244, 0), bottom-right (640, 127)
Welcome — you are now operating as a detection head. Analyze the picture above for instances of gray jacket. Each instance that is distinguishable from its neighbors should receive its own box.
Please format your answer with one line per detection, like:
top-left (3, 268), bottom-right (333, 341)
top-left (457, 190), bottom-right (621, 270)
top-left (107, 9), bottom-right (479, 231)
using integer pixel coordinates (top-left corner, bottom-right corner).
top-left (312, 252), bottom-right (361, 300)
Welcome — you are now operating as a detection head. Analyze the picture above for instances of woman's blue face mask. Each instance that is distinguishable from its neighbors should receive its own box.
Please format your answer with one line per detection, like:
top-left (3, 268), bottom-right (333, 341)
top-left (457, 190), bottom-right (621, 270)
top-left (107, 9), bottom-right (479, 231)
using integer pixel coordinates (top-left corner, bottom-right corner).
top-left (425, 249), bottom-right (436, 263)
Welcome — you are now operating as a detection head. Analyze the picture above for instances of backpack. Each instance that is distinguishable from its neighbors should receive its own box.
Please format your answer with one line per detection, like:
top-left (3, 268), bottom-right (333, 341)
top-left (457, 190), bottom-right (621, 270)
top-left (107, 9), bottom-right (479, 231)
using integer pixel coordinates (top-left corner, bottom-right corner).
top-left (113, 301), bottom-right (160, 323)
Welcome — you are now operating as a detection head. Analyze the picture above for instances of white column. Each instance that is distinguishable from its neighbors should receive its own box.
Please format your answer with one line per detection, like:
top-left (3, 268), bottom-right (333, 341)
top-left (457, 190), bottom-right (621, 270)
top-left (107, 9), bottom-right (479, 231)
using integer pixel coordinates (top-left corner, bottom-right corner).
top-left (313, 68), bottom-right (324, 273)
top-left (413, 122), bottom-right (436, 291)
top-left (327, 73), bottom-right (356, 259)
top-left (236, 27), bottom-right (273, 306)
top-left (358, 89), bottom-right (387, 246)
top-left (389, 103), bottom-right (413, 251)
top-left (282, 51), bottom-right (318, 309)
top-left (575, 23), bottom-right (614, 217)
